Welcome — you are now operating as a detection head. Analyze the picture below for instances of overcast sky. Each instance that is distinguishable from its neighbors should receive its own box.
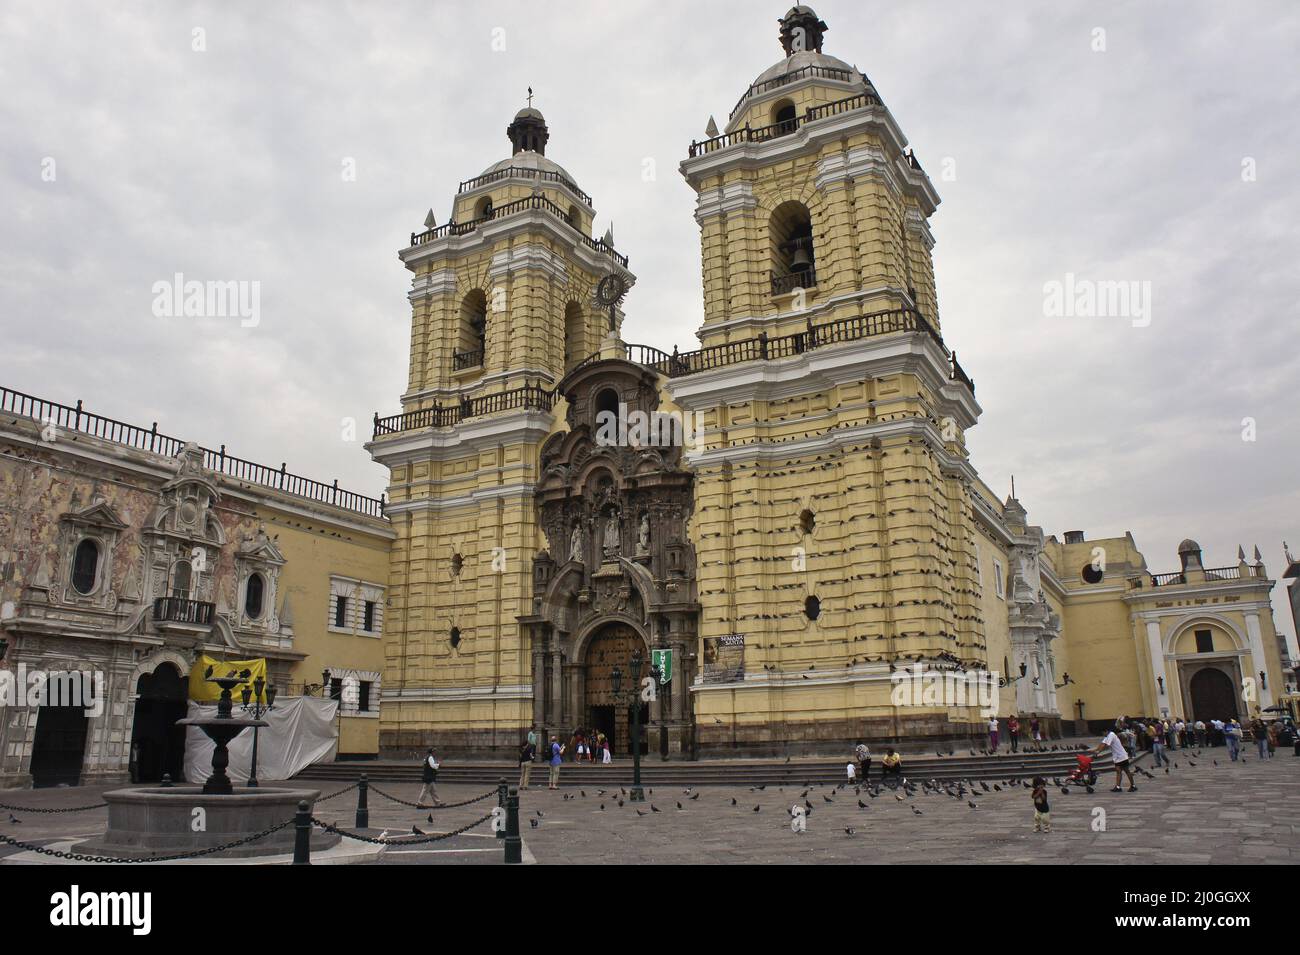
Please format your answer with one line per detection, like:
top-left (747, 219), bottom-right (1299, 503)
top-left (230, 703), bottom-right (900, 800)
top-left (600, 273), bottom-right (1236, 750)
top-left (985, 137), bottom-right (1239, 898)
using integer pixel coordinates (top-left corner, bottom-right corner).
top-left (2, 1), bottom-right (1297, 633)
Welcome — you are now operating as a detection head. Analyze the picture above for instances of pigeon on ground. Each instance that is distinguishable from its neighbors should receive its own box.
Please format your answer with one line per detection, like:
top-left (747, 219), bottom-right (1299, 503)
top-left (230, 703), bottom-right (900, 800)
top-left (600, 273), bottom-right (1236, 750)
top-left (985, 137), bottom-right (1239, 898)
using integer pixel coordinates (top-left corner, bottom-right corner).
top-left (413, 825), bottom-right (425, 835)
top-left (968, 801), bottom-right (978, 809)
top-left (752, 805), bottom-right (761, 812)
top-left (530, 819), bottom-right (539, 828)
top-left (650, 804), bottom-right (661, 813)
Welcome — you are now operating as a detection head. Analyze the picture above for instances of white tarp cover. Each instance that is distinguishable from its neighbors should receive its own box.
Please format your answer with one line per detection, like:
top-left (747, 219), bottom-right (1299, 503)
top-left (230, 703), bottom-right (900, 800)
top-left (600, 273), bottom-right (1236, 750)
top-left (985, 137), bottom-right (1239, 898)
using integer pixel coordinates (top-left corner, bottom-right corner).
top-left (183, 695), bottom-right (338, 784)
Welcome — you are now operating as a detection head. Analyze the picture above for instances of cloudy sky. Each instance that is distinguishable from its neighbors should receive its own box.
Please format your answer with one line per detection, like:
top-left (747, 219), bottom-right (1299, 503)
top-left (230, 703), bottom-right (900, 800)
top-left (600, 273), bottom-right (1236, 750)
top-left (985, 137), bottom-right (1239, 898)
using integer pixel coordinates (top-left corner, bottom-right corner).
top-left (2, 1), bottom-right (1297, 630)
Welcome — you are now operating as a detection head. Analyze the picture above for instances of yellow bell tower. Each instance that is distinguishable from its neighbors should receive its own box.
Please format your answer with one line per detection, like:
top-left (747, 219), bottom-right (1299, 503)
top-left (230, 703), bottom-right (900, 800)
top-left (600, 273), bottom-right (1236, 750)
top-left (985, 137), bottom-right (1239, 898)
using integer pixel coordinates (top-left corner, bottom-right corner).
top-left (671, 6), bottom-right (989, 748)
top-left (369, 102), bottom-right (633, 753)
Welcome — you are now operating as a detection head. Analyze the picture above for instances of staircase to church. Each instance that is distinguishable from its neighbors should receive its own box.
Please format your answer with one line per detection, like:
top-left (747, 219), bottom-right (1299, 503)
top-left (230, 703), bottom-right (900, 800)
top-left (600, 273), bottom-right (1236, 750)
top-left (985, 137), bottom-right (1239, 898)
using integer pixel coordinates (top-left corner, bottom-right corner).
top-left (293, 747), bottom-right (1116, 788)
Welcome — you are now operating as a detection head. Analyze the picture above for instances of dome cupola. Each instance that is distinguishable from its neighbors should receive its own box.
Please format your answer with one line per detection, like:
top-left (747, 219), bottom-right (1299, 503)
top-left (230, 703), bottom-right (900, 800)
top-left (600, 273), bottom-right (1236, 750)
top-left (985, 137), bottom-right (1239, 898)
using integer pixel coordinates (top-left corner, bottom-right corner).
top-left (778, 5), bottom-right (828, 54)
top-left (507, 97), bottom-right (550, 155)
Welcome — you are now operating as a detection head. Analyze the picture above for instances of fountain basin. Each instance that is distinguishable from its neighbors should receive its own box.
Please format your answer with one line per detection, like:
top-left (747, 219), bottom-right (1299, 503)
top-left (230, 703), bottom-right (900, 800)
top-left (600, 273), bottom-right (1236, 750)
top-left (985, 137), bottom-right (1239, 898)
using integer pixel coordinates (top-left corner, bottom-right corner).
top-left (75, 786), bottom-right (338, 859)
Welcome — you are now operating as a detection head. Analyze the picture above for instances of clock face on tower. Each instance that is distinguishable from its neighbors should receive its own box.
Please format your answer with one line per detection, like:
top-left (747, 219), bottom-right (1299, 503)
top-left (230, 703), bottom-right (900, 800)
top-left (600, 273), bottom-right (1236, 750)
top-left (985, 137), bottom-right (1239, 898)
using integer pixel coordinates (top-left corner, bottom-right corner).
top-left (596, 272), bottom-right (627, 308)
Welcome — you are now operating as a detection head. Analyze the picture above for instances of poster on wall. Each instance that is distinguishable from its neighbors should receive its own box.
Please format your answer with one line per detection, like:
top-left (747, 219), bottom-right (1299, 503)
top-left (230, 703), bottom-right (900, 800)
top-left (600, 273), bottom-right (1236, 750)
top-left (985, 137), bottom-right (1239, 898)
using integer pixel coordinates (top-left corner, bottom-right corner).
top-left (702, 633), bottom-right (745, 684)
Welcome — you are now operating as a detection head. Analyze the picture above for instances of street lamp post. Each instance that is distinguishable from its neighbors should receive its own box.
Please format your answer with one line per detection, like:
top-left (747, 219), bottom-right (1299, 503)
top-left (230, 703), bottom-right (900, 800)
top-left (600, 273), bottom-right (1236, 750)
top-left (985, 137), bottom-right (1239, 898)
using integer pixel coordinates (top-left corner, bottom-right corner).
top-left (611, 651), bottom-right (652, 802)
top-left (239, 677), bottom-right (276, 787)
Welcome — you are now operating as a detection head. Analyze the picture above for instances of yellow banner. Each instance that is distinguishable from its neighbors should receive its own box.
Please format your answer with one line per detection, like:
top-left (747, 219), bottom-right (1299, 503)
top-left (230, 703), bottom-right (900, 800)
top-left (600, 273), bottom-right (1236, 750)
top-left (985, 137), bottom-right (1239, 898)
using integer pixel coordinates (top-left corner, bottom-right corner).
top-left (189, 655), bottom-right (268, 703)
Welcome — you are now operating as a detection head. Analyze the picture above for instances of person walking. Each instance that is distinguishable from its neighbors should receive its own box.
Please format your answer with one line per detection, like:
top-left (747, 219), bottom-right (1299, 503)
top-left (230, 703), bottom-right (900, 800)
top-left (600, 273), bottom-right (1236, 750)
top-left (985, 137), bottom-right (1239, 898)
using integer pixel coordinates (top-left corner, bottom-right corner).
top-left (1030, 715), bottom-right (1041, 745)
top-left (1093, 724), bottom-right (1138, 793)
top-left (600, 733), bottom-right (611, 764)
top-left (1150, 719), bottom-right (1167, 768)
top-left (519, 736), bottom-right (536, 789)
top-left (527, 724), bottom-right (539, 760)
top-left (417, 748), bottom-right (444, 807)
top-left (548, 735), bottom-right (565, 790)
top-left (988, 715), bottom-right (1000, 753)
top-left (1194, 719), bottom-right (1206, 748)
top-left (1251, 716), bottom-right (1269, 759)
top-left (1225, 719), bottom-right (1242, 761)
top-left (1008, 714), bottom-right (1021, 753)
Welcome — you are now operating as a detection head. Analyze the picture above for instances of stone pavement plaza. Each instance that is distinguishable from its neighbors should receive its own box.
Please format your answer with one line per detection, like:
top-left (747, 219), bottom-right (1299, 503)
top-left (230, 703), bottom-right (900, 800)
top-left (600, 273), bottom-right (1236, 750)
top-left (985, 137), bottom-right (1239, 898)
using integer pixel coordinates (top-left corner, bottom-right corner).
top-left (2, 751), bottom-right (1296, 864)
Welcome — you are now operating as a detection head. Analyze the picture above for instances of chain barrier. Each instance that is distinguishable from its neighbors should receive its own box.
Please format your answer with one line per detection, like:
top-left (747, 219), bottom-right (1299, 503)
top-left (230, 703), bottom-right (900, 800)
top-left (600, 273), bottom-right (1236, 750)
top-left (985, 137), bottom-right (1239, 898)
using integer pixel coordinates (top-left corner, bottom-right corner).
top-left (0, 800), bottom-right (108, 814)
top-left (0, 818), bottom-right (294, 864)
top-left (311, 811), bottom-right (494, 845)
top-left (367, 785), bottom-right (498, 810)
top-left (314, 782), bottom-right (360, 803)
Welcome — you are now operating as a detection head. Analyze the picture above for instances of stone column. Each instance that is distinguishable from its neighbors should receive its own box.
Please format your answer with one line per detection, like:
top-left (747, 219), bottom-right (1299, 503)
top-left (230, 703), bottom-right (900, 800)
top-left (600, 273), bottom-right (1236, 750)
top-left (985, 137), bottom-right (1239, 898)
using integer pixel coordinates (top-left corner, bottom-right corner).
top-left (531, 638), bottom-right (546, 732)
top-left (1243, 612), bottom-right (1274, 710)
top-left (1144, 619), bottom-right (1169, 716)
top-left (549, 649), bottom-right (563, 729)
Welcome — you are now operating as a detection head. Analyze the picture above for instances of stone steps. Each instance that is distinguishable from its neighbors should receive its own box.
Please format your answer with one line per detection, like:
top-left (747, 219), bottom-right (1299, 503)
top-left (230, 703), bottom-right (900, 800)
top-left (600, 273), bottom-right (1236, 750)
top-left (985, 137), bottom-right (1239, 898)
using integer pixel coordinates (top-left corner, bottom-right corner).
top-left (294, 747), bottom-right (1111, 787)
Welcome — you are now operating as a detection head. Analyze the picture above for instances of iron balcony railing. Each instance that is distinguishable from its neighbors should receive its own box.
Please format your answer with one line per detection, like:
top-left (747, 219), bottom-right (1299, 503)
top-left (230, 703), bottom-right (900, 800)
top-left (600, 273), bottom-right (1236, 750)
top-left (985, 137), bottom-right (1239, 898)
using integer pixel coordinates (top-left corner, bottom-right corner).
top-left (452, 348), bottom-right (484, 371)
top-left (1150, 565), bottom-right (1259, 587)
top-left (771, 268), bottom-right (817, 296)
top-left (373, 383), bottom-right (557, 438)
top-left (728, 63), bottom-right (863, 123)
top-left (408, 194), bottom-right (628, 268)
top-left (0, 385), bottom-right (386, 518)
top-left (153, 596), bottom-right (216, 625)
top-left (691, 90), bottom-right (880, 158)
top-left (373, 309), bottom-right (975, 438)
top-left (457, 165), bottom-right (593, 208)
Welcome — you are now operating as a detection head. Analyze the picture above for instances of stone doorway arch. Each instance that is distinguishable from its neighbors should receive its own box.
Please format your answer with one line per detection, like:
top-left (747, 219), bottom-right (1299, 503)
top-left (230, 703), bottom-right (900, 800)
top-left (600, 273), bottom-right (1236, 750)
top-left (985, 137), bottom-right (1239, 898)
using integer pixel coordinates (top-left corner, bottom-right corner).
top-left (582, 622), bottom-right (650, 758)
top-left (129, 661), bottom-right (189, 782)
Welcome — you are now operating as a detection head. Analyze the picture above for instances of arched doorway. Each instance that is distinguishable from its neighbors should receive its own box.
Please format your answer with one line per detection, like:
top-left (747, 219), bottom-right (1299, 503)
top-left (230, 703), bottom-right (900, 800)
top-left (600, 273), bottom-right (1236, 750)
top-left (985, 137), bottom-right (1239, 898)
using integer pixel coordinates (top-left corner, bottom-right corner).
top-left (1188, 667), bottom-right (1238, 723)
top-left (29, 673), bottom-right (92, 788)
top-left (584, 623), bottom-right (649, 757)
top-left (129, 663), bottom-right (189, 783)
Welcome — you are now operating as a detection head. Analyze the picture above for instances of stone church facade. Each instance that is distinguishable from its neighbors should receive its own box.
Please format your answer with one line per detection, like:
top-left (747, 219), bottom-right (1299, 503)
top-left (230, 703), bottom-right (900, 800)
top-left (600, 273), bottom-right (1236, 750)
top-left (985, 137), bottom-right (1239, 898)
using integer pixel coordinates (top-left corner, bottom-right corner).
top-left (364, 7), bottom-right (1296, 756)
top-left (3, 8), bottom-right (1294, 785)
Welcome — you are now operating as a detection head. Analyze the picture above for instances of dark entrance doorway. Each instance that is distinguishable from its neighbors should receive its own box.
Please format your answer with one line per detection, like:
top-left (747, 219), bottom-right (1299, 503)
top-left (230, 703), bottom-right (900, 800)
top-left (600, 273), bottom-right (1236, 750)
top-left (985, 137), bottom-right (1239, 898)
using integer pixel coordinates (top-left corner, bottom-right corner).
top-left (1189, 667), bottom-right (1238, 723)
top-left (29, 677), bottom-right (91, 788)
top-left (129, 663), bottom-right (189, 783)
top-left (584, 624), bottom-right (650, 757)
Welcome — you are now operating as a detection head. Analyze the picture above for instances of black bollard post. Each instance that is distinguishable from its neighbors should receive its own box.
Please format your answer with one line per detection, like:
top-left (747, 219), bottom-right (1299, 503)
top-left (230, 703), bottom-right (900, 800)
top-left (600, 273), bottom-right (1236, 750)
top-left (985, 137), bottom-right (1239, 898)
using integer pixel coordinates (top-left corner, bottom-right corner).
top-left (159, 773), bottom-right (173, 788)
top-left (356, 774), bottom-right (369, 830)
top-left (504, 785), bottom-right (522, 864)
top-left (497, 777), bottom-right (508, 840)
top-left (292, 799), bottom-right (312, 866)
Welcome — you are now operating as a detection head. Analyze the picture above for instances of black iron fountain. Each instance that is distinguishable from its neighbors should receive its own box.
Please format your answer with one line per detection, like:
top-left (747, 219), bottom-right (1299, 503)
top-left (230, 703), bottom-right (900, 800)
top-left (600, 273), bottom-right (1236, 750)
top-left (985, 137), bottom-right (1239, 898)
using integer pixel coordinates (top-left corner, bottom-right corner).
top-left (178, 669), bottom-right (267, 795)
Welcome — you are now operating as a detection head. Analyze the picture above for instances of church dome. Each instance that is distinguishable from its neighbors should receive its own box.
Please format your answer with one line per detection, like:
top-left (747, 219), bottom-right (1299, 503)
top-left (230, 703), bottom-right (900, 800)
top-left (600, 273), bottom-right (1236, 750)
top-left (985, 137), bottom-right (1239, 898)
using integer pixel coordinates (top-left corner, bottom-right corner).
top-left (752, 49), bottom-right (855, 87)
top-left (478, 148), bottom-right (576, 185)
top-left (1177, 539), bottom-right (1202, 555)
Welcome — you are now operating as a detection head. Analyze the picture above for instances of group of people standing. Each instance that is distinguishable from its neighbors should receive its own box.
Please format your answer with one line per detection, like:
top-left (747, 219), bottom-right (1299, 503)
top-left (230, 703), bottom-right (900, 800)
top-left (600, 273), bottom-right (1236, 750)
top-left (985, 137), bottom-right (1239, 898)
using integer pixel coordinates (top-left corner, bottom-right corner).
top-left (518, 725), bottom-right (614, 791)
top-left (987, 713), bottom-right (1045, 752)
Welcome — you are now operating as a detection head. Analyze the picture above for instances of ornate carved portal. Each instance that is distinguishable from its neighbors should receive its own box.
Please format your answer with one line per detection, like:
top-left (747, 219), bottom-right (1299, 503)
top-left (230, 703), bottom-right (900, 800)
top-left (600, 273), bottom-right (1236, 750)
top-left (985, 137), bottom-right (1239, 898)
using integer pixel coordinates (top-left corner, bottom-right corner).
top-left (519, 358), bottom-right (699, 758)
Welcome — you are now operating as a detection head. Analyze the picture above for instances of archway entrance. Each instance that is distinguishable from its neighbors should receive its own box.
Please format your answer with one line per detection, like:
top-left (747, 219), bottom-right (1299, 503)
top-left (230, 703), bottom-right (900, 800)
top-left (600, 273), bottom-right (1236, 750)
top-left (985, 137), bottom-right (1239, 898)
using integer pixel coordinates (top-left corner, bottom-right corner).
top-left (584, 623), bottom-right (649, 758)
top-left (129, 663), bottom-right (189, 783)
top-left (29, 673), bottom-right (92, 788)
top-left (1188, 667), bottom-right (1238, 723)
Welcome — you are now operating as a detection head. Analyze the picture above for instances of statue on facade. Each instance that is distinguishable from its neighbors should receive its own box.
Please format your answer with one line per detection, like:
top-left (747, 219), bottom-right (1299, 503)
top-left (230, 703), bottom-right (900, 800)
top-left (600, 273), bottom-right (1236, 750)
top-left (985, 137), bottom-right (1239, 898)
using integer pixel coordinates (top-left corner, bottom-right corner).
top-left (602, 512), bottom-right (621, 558)
top-left (637, 513), bottom-right (650, 555)
top-left (569, 524), bottom-right (584, 563)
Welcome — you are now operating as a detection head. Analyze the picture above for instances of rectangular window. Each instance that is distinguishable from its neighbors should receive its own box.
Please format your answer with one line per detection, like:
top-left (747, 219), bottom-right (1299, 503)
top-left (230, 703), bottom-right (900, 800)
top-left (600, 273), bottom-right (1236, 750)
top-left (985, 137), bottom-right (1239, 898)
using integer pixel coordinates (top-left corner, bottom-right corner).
top-left (1195, 630), bottom-right (1214, 653)
top-left (973, 543), bottom-right (983, 586)
top-left (329, 678), bottom-right (343, 701)
top-left (993, 561), bottom-right (1005, 599)
top-left (334, 595), bottom-right (348, 629)
top-left (363, 600), bottom-right (376, 632)
top-left (359, 681), bottom-right (372, 713)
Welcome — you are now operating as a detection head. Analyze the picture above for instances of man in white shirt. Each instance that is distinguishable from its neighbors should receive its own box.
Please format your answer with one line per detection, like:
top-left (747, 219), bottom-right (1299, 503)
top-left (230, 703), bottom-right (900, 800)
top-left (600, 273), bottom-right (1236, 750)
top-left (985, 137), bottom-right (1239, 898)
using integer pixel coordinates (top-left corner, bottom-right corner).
top-left (1092, 725), bottom-right (1138, 793)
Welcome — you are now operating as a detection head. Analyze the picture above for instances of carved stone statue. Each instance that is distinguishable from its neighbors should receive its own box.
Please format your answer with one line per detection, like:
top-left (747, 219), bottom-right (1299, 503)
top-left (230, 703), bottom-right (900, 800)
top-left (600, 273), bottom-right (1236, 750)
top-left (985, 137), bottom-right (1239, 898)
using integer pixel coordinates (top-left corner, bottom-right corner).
top-left (602, 512), bottom-right (621, 558)
top-left (637, 513), bottom-right (650, 555)
top-left (569, 525), bottom-right (584, 563)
